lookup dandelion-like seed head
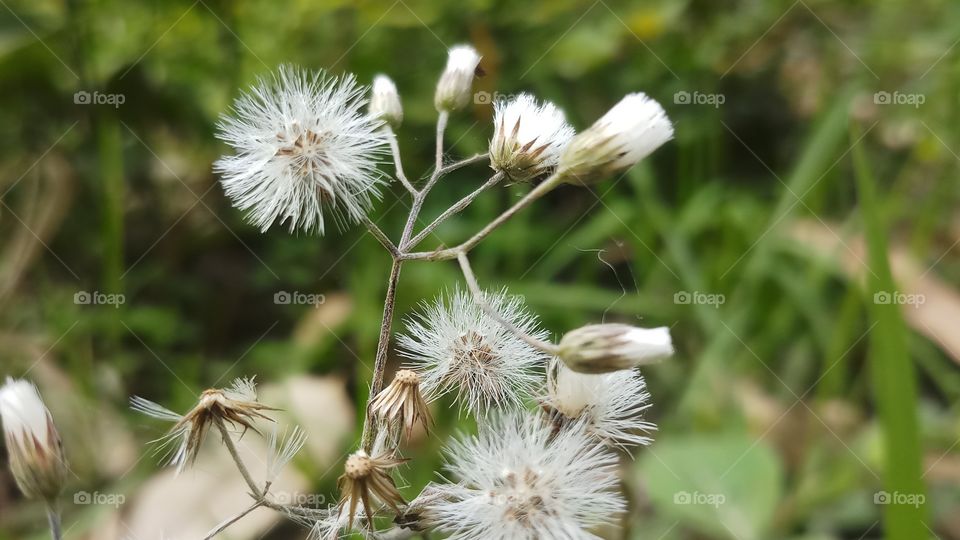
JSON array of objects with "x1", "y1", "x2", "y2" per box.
[
  {"x1": 489, "y1": 93, "x2": 574, "y2": 182},
  {"x1": 398, "y1": 288, "x2": 549, "y2": 417},
  {"x1": 544, "y1": 360, "x2": 655, "y2": 450},
  {"x1": 435, "y1": 45, "x2": 482, "y2": 112},
  {"x1": 0, "y1": 378, "x2": 68, "y2": 501},
  {"x1": 131, "y1": 377, "x2": 276, "y2": 474},
  {"x1": 215, "y1": 65, "x2": 389, "y2": 234},
  {"x1": 559, "y1": 92, "x2": 673, "y2": 184},
  {"x1": 423, "y1": 412, "x2": 624, "y2": 539}
]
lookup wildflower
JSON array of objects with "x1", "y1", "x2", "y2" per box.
[
  {"x1": 215, "y1": 65, "x2": 389, "y2": 234},
  {"x1": 337, "y1": 450, "x2": 407, "y2": 530},
  {"x1": 544, "y1": 359, "x2": 655, "y2": 449},
  {"x1": 130, "y1": 377, "x2": 276, "y2": 474},
  {"x1": 558, "y1": 323, "x2": 673, "y2": 373},
  {"x1": 369, "y1": 74, "x2": 403, "y2": 129},
  {"x1": 369, "y1": 369, "x2": 431, "y2": 439},
  {"x1": 489, "y1": 93, "x2": 574, "y2": 182},
  {"x1": 423, "y1": 412, "x2": 624, "y2": 539},
  {"x1": 398, "y1": 288, "x2": 549, "y2": 417},
  {"x1": 435, "y1": 45, "x2": 482, "y2": 112},
  {"x1": 558, "y1": 92, "x2": 673, "y2": 184},
  {"x1": 0, "y1": 378, "x2": 68, "y2": 501}
]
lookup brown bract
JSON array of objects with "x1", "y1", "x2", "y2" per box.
[
  {"x1": 368, "y1": 370, "x2": 432, "y2": 440},
  {"x1": 337, "y1": 450, "x2": 407, "y2": 530}
]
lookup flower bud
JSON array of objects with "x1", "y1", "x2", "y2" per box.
[
  {"x1": 558, "y1": 324, "x2": 673, "y2": 373},
  {"x1": 558, "y1": 93, "x2": 673, "y2": 184},
  {"x1": 369, "y1": 74, "x2": 403, "y2": 129},
  {"x1": 434, "y1": 45, "x2": 481, "y2": 112},
  {"x1": 0, "y1": 378, "x2": 68, "y2": 501},
  {"x1": 489, "y1": 93, "x2": 574, "y2": 182}
]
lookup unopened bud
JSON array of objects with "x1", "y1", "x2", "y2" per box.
[
  {"x1": 0, "y1": 378, "x2": 68, "y2": 501},
  {"x1": 558, "y1": 93, "x2": 673, "y2": 184},
  {"x1": 434, "y1": 45, "x2": 481, "y2": 112},
  {"x1": 558, "y1": 324, "x2": 673, "y2": 373},
  {"x1": 370, "y1": 74, "x2": 403, "y2": 129}
]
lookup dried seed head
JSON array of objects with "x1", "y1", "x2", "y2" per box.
[
  {"x1": 130, "y1": 377, "x2": 277, "y2": 474},
  {"x1": 369, "y1": 370, "x2": 432, "y2": 440},
  {"x1": 558, "y1": 92, "x2": 673, "y2": 184},
  {"x1": 489, "y1": 93, "x2": 574, "y2": 182},
  {"x1": 558, "y1": 323, "x2": 673, "y2": 374},
  {"x1": 434, "y1": 45, "x2": 482, "y2": 112},
  {"x1": 337, "y1": 450, "x2": 407, "y2": 530},
  {"x1": 0, "y1": 378, "x2": 68, "y2": 501}
]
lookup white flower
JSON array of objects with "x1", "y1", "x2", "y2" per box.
[
  {"x1": 558, "y1": 323, "x2": 673, "y2": 373},
  {"x1": 423, "y1": 412, "x2": 624, "y2": 539},
  {"x1": 369, "y1": 74, "x2": 403, "y2": 129},
  {"x1": 489, "y1": 93, "x2": 574, "y2": 182},
  {"x1": 215, "y1": 65, "x2": 389, "y2": 234},
  {"x1": 0, "y1": 378, "x2": 68, "y2": 500},
  {"x1": 545, "y1": 359, "x2": 655, "y2": 450},
  {"x1": 398, "y1": 288, "x2": 549, "y2": 417},
  {"x1": 435, "y1": 45, "x2": 482, "y2": 111},
  {"x1": 559, "y1": 92, "x2": 673, "y2": 184}
]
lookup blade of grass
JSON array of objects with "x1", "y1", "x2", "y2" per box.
[{"x1": 851, "y1": 125, "x2": 927, "y2": 539}]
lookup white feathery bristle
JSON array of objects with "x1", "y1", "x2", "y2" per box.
[
  {"x1": 435, "y1": 45, "x2": 482, "y2": 111},
  {"x1": 489, "y1": 93, "x2": 574, "y2": 181},
  {"x1": 546, "y1": 360, "x2": 655, "y2": 450},
  {"x1": 215, "y1": 65, "x2": 389, "y2": 234},
  {"x1": 369, "y1": 74, "x2": 403, "y2": 129},
  {"x1": 425, "y1": 412, "x2": 624, "y2": 539},
  {"x1": 398, "y1": 288, "x2": 549, "y2": 417},
  {"x1": 129, "y1": 395, "x2": 183, "y2": 423},
  {"x1": 559, "y1": 92, "x2": 673, "y2": 182},
  {"x1": 267, "y1": 424, "x2": 307, "y2": 483},
  {"x1": 225, "y1": 376, "x2": 258, "y2": 402},
  {"x1": 0, "y1": 378, "x2": 55, "y2": 447}
]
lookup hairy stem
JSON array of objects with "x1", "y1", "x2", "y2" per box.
[
  {"x1": 361, "y1": 257, "x2": 403, "y2": 451},
  {"x1": 216, "y1": 418, "x2": 264, "y2": 499},
  {"x1": 457, "y1": 251, "x2": 559, "y2": 354},
  {"x1": 361, "y1": 215, "x2": 399, "y2": 256},
  {"x1": 405, "y1": 172, "x2": 504, "y2": 250},
  {"x1": 203, "y1": 500, "x2": 264, "y2": 540},
  {"x1": 435, "y1": 111, "x2": 449, "y2": 172},
  {"x1": 385, "y1": 127, "x2": 415, "y2": 194},
  {"x1": 45, "y1": 504, "x2": 61, "y2": 540}
]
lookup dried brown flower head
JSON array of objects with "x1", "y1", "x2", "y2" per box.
[
  {"x1": 369, "y1": 370, "x2": 432, "y2": 439},
  {"x1": 131, "y1": 377, "x2": 276, "y2": 473},
  {"x1": 337, "y1": 450, "x2": 407, "y2": 530}
]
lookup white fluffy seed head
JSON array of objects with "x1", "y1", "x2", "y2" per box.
[
  {"x1": 435, "y1": 45, "x2": 482, "y2": 112},
  {"x1": 424, "y1": 412, "x2": 625, "y2": 539},
  {"x1": 215, "y1": 65, "x2": 389, "y2": 235},
  {"x1": 489, "y1": 93, "x2": 574, "y2": 182},
  {"x1": 545, "y1": 359, "x2": 655, "y2": 450},
  {"x1": 397, "y1": 288, "x2": 550, "y2": 417},
  {"x1": 369, "y1": 74, "x2": 403, "y2": 129},
  {"x1": 0, "y1": 378, "x2": 68, "y2": 500},
  {"x1": 559, "y1": 92, "x2": 673, "y2": 184},
  {"x1": 558, "y1": 323, "x2": 674, "y2": 373}
]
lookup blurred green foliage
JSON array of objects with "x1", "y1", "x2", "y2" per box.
[{"x1": 1, "y1": 0, "x2": 959, "y2": 538}]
